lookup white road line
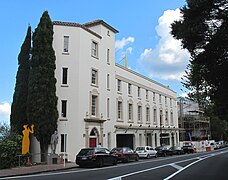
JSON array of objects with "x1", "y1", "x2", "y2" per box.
[
  {"x1": 163, "y1": 158, "x2": 205, "y2": 180},
  {"x1": 107, "y1": 164, "x2": 170, "y2": 180},
  {"x1": 108, "y1": 150, "x2": 228, "y2": 180},
  {"x1": 169, "y1": 163, "x2": 183, "y2": 170},
  {"x1": 2, "y1": 150, "x2": 228, "y2": 180}
]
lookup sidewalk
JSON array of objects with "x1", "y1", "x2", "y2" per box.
[{"x1": 0, "y1": 162, "x2": 77, "y2": 178}]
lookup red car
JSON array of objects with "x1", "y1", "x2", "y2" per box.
[{"x1": 111, "y1": 147, "x2": 139, "y2": 163}]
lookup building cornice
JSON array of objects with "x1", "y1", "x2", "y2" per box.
[
  {"x1": 83, "y1": 20, "x2": 119, "y2": 33},
  {"x1": 115, "y1": 63, "x2": 177, "y2": 99},
  {"x1": 114, "y1": 124, "x2": 179, "y2": 132},
  {"x1": 53, "y1": 21, "x2": 102, "y2": 39}
]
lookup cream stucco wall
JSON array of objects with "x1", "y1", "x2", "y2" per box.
[{"x1": 31, "y1": 20, "x2": 179, "y2": 163}]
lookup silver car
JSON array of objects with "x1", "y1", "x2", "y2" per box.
[{"x1": 135, "y1": 146, "x2": 157, "y2": 159}]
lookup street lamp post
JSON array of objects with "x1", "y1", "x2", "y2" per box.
[{"x1": 64, "y1": 121, "x2": 67, "y2": 167}]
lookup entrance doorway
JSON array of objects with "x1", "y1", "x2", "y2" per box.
[
  {"x1": 89, "y1": 138, "x2": 96, "y2": 147},
  {"x1": 89, "y1": 128, "x2": 99, "y2": 147},
  {"x1": 171, "y1": 133, "x2": 175, "y2": 146},
  {"x1": 116, "y1": 134, "x2": 134, "y2": 149}
]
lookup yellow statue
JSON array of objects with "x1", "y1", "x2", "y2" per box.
[{"x1": 22, "y1": 124, "x2": 34, "y2": 155}]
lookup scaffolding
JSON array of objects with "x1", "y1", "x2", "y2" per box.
[{"x1": 178, "y1": 97, "x2": 211, "y2": 141}]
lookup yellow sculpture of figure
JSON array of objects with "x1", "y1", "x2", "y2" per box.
[{"x1": 22, "y1": 124, "x2": 34, "y2": 155}]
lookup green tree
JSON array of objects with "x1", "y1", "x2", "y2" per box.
[
  {"x1": 171, "y1": 0, "x2": 228, "y2": 120},
  {"x1": 10, "y1": 26, "x2": 31, "y2": 134},
  {"x1": 0, "y1": 123, "x2": 22, "y2": 169},
  {"x1": 27, "y1": 11, "x2": 58, "y2": 162}
]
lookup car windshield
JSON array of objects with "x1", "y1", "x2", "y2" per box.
[
  {"x1": 78, "y1": 149, "x2": 94, "y2": 156},
  {"x1": 172, "y1": 146, "x2": 181, "y2": 150},
  {"x1": 183, "y1": 143, "x2": 192, "y2": 146},
  {"x1": 136, "y1": 147, "x2": 144, "y2": 151},
  {"x1": 111, "y1": 148, "x2": 123, "y2": 153}
]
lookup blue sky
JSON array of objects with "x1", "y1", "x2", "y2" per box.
[{"x1": 0, "y1": 0, "x2": 189, "y2": 124}]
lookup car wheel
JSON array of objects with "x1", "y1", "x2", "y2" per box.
[
  {"x1": 125, "y1": 156, "x2": 130, "y2": 163},
  {"x1": 98, "y1": 158, "x2": 103, "y2": 167},
  {"x1": 113, "y1": 158, "x2": 117, "y2": 165},
  {"x1": 147, "y1": 154, "x2": 150, "y2": 159},
  {"x1": 136, "y1": 155, "x2": 139, "y2": 161}
]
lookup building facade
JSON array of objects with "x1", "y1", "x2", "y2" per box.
[{"x1": 31, "y1": 20, "x2": 179, "y2": 162}]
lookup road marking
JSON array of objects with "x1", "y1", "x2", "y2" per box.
[
  {"x1": 108, "y1": 150, "x2": 228, "y2": 180},
  {"x1": 2, "y1": 150, "x2": 228, "y2": 180},
  {"x1": 164, "y1": 158, "x2": 204, "y2": 180},
  {"x1": 169, "y1": 163, "x2": 183, "y2": 170},
  {"x1": 107, "y1": 163, "x2": 171, "y2": 180}
]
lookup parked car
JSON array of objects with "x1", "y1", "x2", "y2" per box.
[
  {"x1": 182, "y1": 142, "x2": 194, "y2": 153},
  {"x1": 135, "y1": 146, "x2": 157, "y2": 158},
  {"x1": 155, "y1": 146, "x2": 173, "y2": 157},
  {"x1": 110, "y1": 147, "x2": 139, "y2": 162},
  {"x1": 75, "y1": 147, "x2": 117, "y2": 167},
  {"x1": 169, "y1": 146, "x2": 184, "y2": 155}
]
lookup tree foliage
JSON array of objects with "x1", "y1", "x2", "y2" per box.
[
  {"x1": 171, "y1": 0, "x2": 228, "y2": 119},
  {"x1": 10, "y1": 26, "x2": 31, "y2": 134},
  {"x1": 0, "y1": 123, "x2": 22, "y2": 169},
  {"x1": 27, "y1": 11, "x2": 58, "y2": 162}
]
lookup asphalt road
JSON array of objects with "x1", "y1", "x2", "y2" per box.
[{"x1": 3, "y1": 148, "x2": 228, "y2": 180}]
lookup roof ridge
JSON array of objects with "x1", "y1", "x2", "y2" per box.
[
  {"x1": 83, "y1": 20, "x2": 119, "y2": 33},
  {"x1": 53, "y1": 21, "x2": 102, "y2": 39}
]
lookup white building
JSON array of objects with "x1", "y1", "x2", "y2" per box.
[{"x1": 32, "y1": 20, "x2": 179, "y2": 162}]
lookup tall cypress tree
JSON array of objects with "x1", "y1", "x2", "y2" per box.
[
  {"x1": 10, "y1": 26, "x2": 31, "y2": 134},
  {"x1": 27, "y1": 11, "x2": 58, "y2": 162}
]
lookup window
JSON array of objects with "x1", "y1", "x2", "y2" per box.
[
  {"x1": 62, "y1": 68, "x2": 68, "y2": 85},
  {"x1": 91, "y1": 69, "x2": 98, "y2": 85},
  {"x1": 91, "y1": 41, "x2": 98, "y2": 57},
  {"x1": 117, "y1": 101, "x2": 123, "y2": 120},
  {"x1": 160, "y1": 110, "x2": 163, "y2": 125},
  {"x1": 146, "y1": 107, "x2": 150, "y2": 123},
  {"x1": 117, "y1": 79, "x2": 121, "y2": 92},
  {"x1": 138, "y1": 87, "x2": 141, "y2": 97},
  {"x1": 165, "y1": 111, "x2": 168, "y2": 125},
  {"x1": 107, "y1": 98, "x2": 110, "y2": 119},
  {"x1": 128, "y1": 103, "x2": 133, "y2": 121},
  {"x1": 91, "y1": 95, "x2": 97, "y2": 116},
  {"x1": 165, "y1": 96, "x2": 167, "y2": 104},
  {"x1": 61, "y1": 100, "x2": 67, "y2": 117},
  {"x1": 107, "y1": 74, "x2": 110, "y2": 89},
  {"x1": 170, "y1": 111, "x2": 174, "y2": 125},
  {"x1": 63, "y1": 36, "x2": 69, "y2": 53},
  {"x1": 170, "y1": 98, "x2": 172, "y2": 106},
  {"x1": 107, "y1": 49, "x2": 110, "y2": 64},
  {"x1": 153, "y1": 108, "x2": 157, "y2": 124},
  {"x1": 61, "y1": 134, "x2": 67, "y2": 152},
  {"x1": 159, "y1": 94, "x2": 162, "y2": 103},
  {"x1": 138, "y1": 105, "x2": 142, "y2": 122},
  {"x1": 153, "y1": 92, "x2": 155, "y2": 102},
  {"x1": 146, "y1": 90, "x2": 149, "y2": 100},
  {"x1": 128, "y1": 83, "x2": 132, "y2": 95}
]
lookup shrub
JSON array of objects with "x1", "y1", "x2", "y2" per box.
[{"x1": 0, "y1": 135, "x2": 22, "y2": 169}]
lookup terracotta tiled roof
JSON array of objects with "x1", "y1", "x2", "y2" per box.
[
  {"x1": 53, "y1": 21, "x2": 102, "y2": 39},
  {"x1": 83, "y1": 20, "x2": 119, "y2": 33}
]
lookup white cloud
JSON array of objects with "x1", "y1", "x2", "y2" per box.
[
  {"x1": 115, "y1": 37, "x2": 135, "y2": 50},
  {"x1": 0, "y1": 101, "x2": 11, "y2": 124},
  {"x1": 139, "y1": 9, "x2": 190, "y2": 81},
  {"x1": 126, "y1": 47, "x2": 133, "y2": 54}
]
